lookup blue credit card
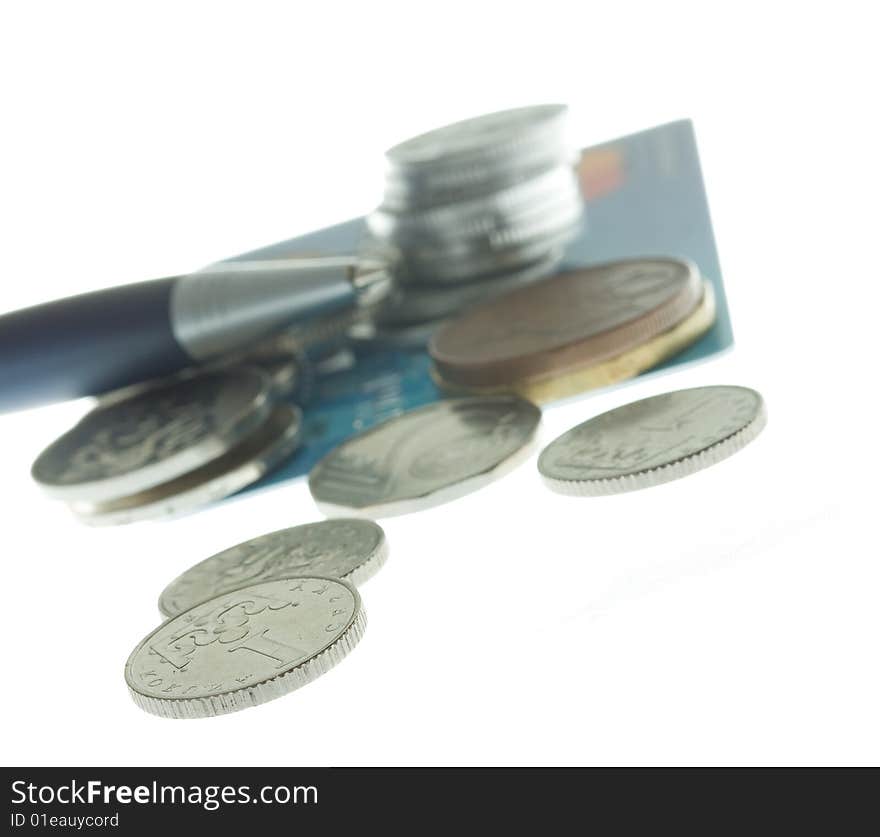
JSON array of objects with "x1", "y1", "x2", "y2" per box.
[{"x1": 234, "y1": 119, "x2": 733, "y2": 491}]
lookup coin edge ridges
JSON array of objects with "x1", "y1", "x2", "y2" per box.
[
  {"x1": 127, "y1": 591, "x2": 366, "y2": 719},
  {"x1": 539, "y1": 395, "x2": 767, "y2": 497}
]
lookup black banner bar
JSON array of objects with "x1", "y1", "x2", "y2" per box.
[{"x1": 3, "y1": 767, "x2": 877, "y2": 831}]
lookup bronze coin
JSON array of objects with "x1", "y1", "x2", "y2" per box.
[
  {"x1": 428, "y1": 257, "x2": 702, "y2": 389},
  {"x1": 433, "y1": 280, "x2": 716, "y2": 403}
]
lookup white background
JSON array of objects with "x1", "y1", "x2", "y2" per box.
[{"x1": 1, "y1": 1, "x2": 878, "y2": 766}]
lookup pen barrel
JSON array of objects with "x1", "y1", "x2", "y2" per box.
[
  {"x1": 0, "y1": 259, "x2": 371, "y2": 413},
  {"x1": 0, "y1": 277, "x2": 189, "y2": 413},
  {"x1": 170, "y1": 259, "x2": 359, "y2": 361}
]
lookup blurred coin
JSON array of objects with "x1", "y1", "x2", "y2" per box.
[
  {"x1": 390, "y1": 221, "x2": 579, "y2": 285},
  {"x1": 430, "y1": 258, "x2": 703, "y2": 388},
  {"x1": 434, "y1": 280, "x2": 716, "y2": 402},
  {"x1": 539, "y1": 385, "x2": 766, "y2": 496},
  {"x1": 71, "y1": 405, "x2": 302, "y2": 525},
  {"x1": 219, "y1": 338, "x2": 317, "y2": 404},
  {"x1": 383, "y1": 183, "x2": 582, "y2": 263},
  {"x1": 374, "y1": 253, "x2": 560, "y2": 327},
  {"x1": 387, "y1": 104, "x2": 568, "y2": 165},
  {"x1": 406, "y1": 206, "x2": 580, "y2": 266},
  {"x1": 94, "y1": 372, "x2": 183, "y2": 408},
  {"x1": 382, "y1": 147, "x2": 571, "y2": 210},
  {"x1": 371, "y1": 104, "x2": 581, "y2": 290},
  {"x1": 159, "y1": 519, "x2": 387, "y2": 617},
  {"x1": 395, "y1": 220, "x2": 577, "y2": 288},
  {"x1": 126, "y1": 576, "x2": 364, "y2": 718},
  {"x1": 369, "y1": 166, "x2": 579, "y2": 244},
  {"x1": 384, "y1": 105, "x2": 570, "y2": 202},
  {"x1": 309, "y1": 396, "x2": 541, "y2": 517},
  {"x1": 32, "y1": 367, "x2": 273, "y2": 503},
  {"x1": 483, "y1": 193, "x2": 582, "y2": 250}
]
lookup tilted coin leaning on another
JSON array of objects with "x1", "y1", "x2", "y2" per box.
[
  {"x1": 31, "y1": 365, "x2": 305, "y2": 524},
  {"x1": 158, "y1": 518, "x2": 388, "y2": 617}
]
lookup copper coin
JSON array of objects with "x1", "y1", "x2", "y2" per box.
[
  {"x1": 428, "y1": 257, "x2": 702, "y2": 389},
  {"x1": 433, "y1": 280, "x2": 716, "y2": 403}
]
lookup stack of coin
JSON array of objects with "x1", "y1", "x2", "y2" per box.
[
  {"x1": 31, "y1": 365, "x2": 304, "y2": 525},
  {"x1": 29, "y1": 284, "x2": 375, "y2": 524},
  {"x1": 126, "y1": 519, "x2": 387, "y2": 718},
  {"x1": 362, "y1": 105, "x2": 583, "y2": 346},
  {"x1": 429, "y1": 257, "x2": 717, "y2": 402}
]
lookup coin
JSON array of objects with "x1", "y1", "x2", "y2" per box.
[
  {"x1": 126, "y1": 576, "x2": 364, "y2": 718},
  {"x1": 370, "y1": 104, "x2": 580, "y2": 290},
  {"x1": 434, "y1": 280, "x2": 716, "y2": 402},
  {"x1": 384, "y1": 105, "x2": 571, "y2": 203},
  {"x1": 392, "y1": 207, "x2": 581, "y2": 284},
  {"x1": 369, "y1": 166, "x2": 579, "y2": 245},
  {"x1": 158, "y1": 519, "x2": 388, "y2": 617},
  {"x1": 386, "y1": 104, "x2": 567, "y2": 163},
  {"x1": 390, "y1": 224, "x2": 577, "y2": 288},
  {"x1": 429, "y1": 257, "x2": 703, "y2": 389},
  {"x1": 309, "y1": 395, "x2": 541, "y2": 516},
  {"x1": 538, "y1": 385, "x2": 767, "y2": 495},
  {"x1": 384, "y1": 181, "x2": 581, "y2": 263},
  {"x1": 71, "y1": 405, "x2": 303, "y2": 525},
  {"x1": 374, "y1": 253, "x2": 561, "y2": 327},
  {"x1": 382, "y1": 146, "x2": 571, "y2": 211},
  {"x1": 32, "y1": 366, "x2": 273, "y2": 503}
]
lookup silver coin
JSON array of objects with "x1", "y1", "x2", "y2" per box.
[
  {"x1": 538, "y1": 386, "x2": 767, "y2": 496},
  {"x1": 392, "y1": 183, "x2": 582, "y2": 251},
  {"x1": 309, "y1": 395, "x2": 541, "y2": 516},
  {"x1": 215, "y1": 340, "x2": 317, "y2": 405},
  {"x1": 32, "y1": 366, "x2": 273, "y2": 503},
  {"x1": 385, "y1": 104, "x2": 568, "y2": 171},
  {"x1": 372, "y1": 183, "x2": 582, "y2": 270},
  {"x1": 71, "y1": 405, "x2": 303, "y2": 525},
  {"x1": 412, "y1": 219, "x2": 579, "y2": 274},
  {"x1": 369, "y1": 166, "x2": 579, "y2": 244},
  {"x1": 158, "y1": 519, "x2": 388, "y2": 617},
  {"x1": 126, "y1": 576, "x2": 364, "y2": 718},
  {"x1": 374, "y1": 252, "x2": 561, "y2": 327},
  {"x1": 382, "y1": 146, "x2": 573, "y2": 211},
  {"x1": 213, "y1": 345, "x2": 303, "y2": 399},
  {"x1": 396, "y1": 219, "x2": 580, "y2": 284},
  {"x1": 94, "y1": 373, "x2": 184, "y2": 409},
  {"x1": 384, "y1": 125, "x2": 573, "y2": 211}
]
